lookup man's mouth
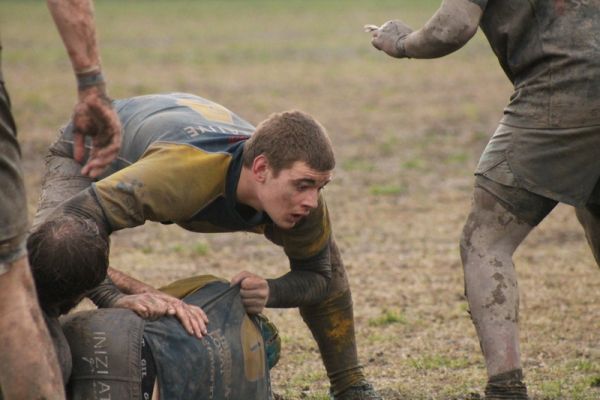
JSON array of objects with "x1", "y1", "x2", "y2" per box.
[{"x1": 290, "y1": 213, "x2": 308, "y2": 221}]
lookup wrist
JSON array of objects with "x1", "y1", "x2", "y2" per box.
[
  {"x1": 76, "y1": 69, "x2": 106, "y2": 91},
  {"x1": 395, "y1": 36, "x2": 409, "y2": 58},
  {"x1": 265, "y1": 279, "x2": 277, "y2": 307},
  {"x1": 110, "y1": 293, "x2": 127, "y2": 307}
]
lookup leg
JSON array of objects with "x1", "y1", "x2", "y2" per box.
[
  {"x1": 575, "y1": 204, "x2": 600, "y2": 266},
  {"x1": 460, "y1": 187, "x2": 534, "y2": 399},
  {"x1": 0, "y1": 257, "x2": 66, "y2": 399},
  {"x1": 299, "y1": 237, "x2": 381, "y2": 399},
  {"x1": 0, "y1": 68, "x2": 65, "y2": 398}
]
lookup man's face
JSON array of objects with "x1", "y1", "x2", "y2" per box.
[{"x1": 258, "y1": 161, "x2": 332, "y2": 229}]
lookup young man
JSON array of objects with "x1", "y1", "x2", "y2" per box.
[
  {"x1": 31, "y1": 92, "x2": 380, "y2": 400},
  {"x1": 0, "y1": 1, "x2": 121, "y2": 397},
  {"x1": 367, "y1": 1, "x2": 600, "y2": 398}
]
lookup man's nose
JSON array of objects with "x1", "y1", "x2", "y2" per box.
[{"x1": 302, "y1": 189, "x2": 319, "y2": 209}]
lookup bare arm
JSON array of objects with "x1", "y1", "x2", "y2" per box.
[
  {"x1": 46, "y1": 0, "x2": 100, "y2": 72},
  {"x1": 369, "y1": 0, "x2": 483, "y2": 59},
  {"x1": 47, "y1": 0, "x2": 122, "y2": 177},
  {"x1": 87, "y1": 268, "x2": 209, "y2": 338},
  {"x1": 108, "y1": 267, "x2": 154, "y2": 295}
]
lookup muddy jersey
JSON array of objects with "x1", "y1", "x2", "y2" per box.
[
  {"x1": 78, "y1": 93, "x2": 330, "y2": 261},
  {"x1": 472, "y1": 0, "x2": 600, "y2": 128}
]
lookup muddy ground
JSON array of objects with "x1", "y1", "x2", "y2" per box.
[{"x1": 3, "y1": 1, "x2": 599, "y2": 398}]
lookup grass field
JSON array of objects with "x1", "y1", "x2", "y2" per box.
[{"x1": 2, "y1": 1, "x2": 600, "y2": 399}]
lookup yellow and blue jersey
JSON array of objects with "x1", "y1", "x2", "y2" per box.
[{"x1": 76, "y1": 93, "x2": 330, "y2": 261}]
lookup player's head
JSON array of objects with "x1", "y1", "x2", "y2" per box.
[
  {"x1": 243, "y1": 110, "x2": 335, "y2": 176},
  {"x1": 28, "y1": 215, "x2": 110, "y2": 316},
  {"x1": 242, "y1": 111, "x2": 335, "y2": 229}
]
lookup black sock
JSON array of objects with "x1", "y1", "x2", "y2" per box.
[{"x1": 485, "y1": 369, "x2": 528, "y2": 399}]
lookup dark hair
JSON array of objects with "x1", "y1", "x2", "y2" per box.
[
  {"x1": 243, "y1": 110, "x2": 335, "y2": 175},
  {"x1": 28, "y1": 215, "x2": 109, "y2": 316}
]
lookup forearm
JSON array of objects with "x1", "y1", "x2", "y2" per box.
[
  {"x1": 58, "y1": 187, "x2": 111, "y2": 234},
  {"x1": 86, "y1": 275, "x2": 124, "y2": 308},
  {"x1": 267, "y1": 245, "x2": 332, "y2": 308},
  {"x1": 267, "y1": 270, "x2": 330, "y2": 308},
  {"x1": 47, "y1": 0, "x2": 101, "y2": 73},
  {"x1": 403, "y1": 0, "x2": 482, "y2": 58},
  {"x1": 108, "y1": 267, "x2": 156, "y2": 295}
]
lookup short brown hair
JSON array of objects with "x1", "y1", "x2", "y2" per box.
[
  {"x1": 28, "y1": 215, "x2": 110, "y2": 316},
  {"x1": 243, "y1": 110, "x2": 335, "y2": 174}
]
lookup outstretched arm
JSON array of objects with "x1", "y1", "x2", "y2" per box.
[
  {"x1": 367, "y1": 0, "x2": 483, "y2": 59},
  {"x1": 47, "y1": 0, "x2": 121, "y2": 177}
]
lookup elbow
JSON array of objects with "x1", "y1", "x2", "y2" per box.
[
  {"x1": 411, "y1": 14, "x2": 478, "y2": 58},
  {"x1": 430, "y1": 23, "x2": 477, "y2": 54},
  {"x1": 448, "y1": 22, "x2": 479, "y2": 48},
  {"x1": 309, "y1": 273, "x2": 332, "y2": 305}
]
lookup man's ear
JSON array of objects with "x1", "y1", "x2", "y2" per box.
[{"x1": 251, "y1": 154, "x2": 269, "y2": 183}]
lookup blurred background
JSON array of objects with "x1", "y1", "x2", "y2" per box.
[{"x1": 2, "y1": 1, "x2": 599, "y2": 398}]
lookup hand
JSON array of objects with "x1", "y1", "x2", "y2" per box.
[
  {"x1": 366, "y1": 20, "x2": 413, "y2": 58},
  {"x1": 113, "y1": 292, "x2": 209, "y2": 339},
  {"x1": 72, "y1": 85, "x2": 122, "y2": 178},
  {"x1": 231, "y1": 271, "x2": 269, "y2": 314}
]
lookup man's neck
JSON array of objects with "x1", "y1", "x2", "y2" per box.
[{"x1": 236, "y1": 166, "x2": 262, "y2": 211}]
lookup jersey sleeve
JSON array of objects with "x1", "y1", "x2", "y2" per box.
[
  {"x1": 92, "y1": 142, "x2": 230, "y2": 231},
  {"x1": 267, "y1": 193, "x2": 331, "y2": 261},
  {"x1": 468, "y1": 0, "x2": 487, "y2": 10}
]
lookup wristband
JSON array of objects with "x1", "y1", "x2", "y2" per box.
[
  {"x1": 76, "y1": 71, "x2": 105, "y2": 90},
  {"x1": 396, "y1": 36, "x2": 409, "y2": 58}
]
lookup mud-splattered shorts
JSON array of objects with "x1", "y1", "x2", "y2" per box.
[
  {"x1": 0, "y1": 56, "x2": 28, "y2": 267},
  {"x1": 475, "y1": 123, "x2": 600, "y2": 226}
]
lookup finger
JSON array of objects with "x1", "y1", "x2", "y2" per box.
[
  {"x1": 80, "y1": 147, "x2": 97, "y2": 176},
  {"x1": 239, "y1": 276, "x2": 266, "y2": 290},
  {"x1": 240, "y1": 288, "x2": 267, "y2": 299},
  {"x1": 241, "y1": 298, "x2": 263, "y2": 315},
  {"x1": 73, "y1": 133, "x2": 86, "y2": 163},
  {"x1": 175, "y1": 306, "x2": 195, "y2": 336},
  {"x1": 82, "y1": 138, "x2": 120, "y2": 177},
  {"x1": 187, "y1": 308, "x2": 207, "y2": 339},
  {"x1": 197, "y1": 307, "x2": 209, "y2": 324},
  {"x1": 133, "y1": 305, "x2": 149, "y2": 319},
  {"x1": 187, "y1": 304, "x2": 209, "y2": 324},
  {"x1": 180, "y1": 303, "x2": 208, "y2": 339},
  {"x1": 186, "y1": 310, "x2": 206, "y2": 338},
  {"x1": 231, "y1": 270, "x2": 251, "y2": 285},
  {"x1": 82, "y1": 151, "x2": 115, "y2": 177}
]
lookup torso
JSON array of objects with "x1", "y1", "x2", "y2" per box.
[{"x1": 479, "y1": 0, "x2": 600, "y2": 128}]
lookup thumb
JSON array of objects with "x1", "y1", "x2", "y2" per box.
[{"x1": 231, "y1": 271, "x2": 250, "y2": 285}]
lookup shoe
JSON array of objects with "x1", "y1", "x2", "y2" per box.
[{"x1": 330, "y1": 382, "x2": 383, "y2": 400}]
